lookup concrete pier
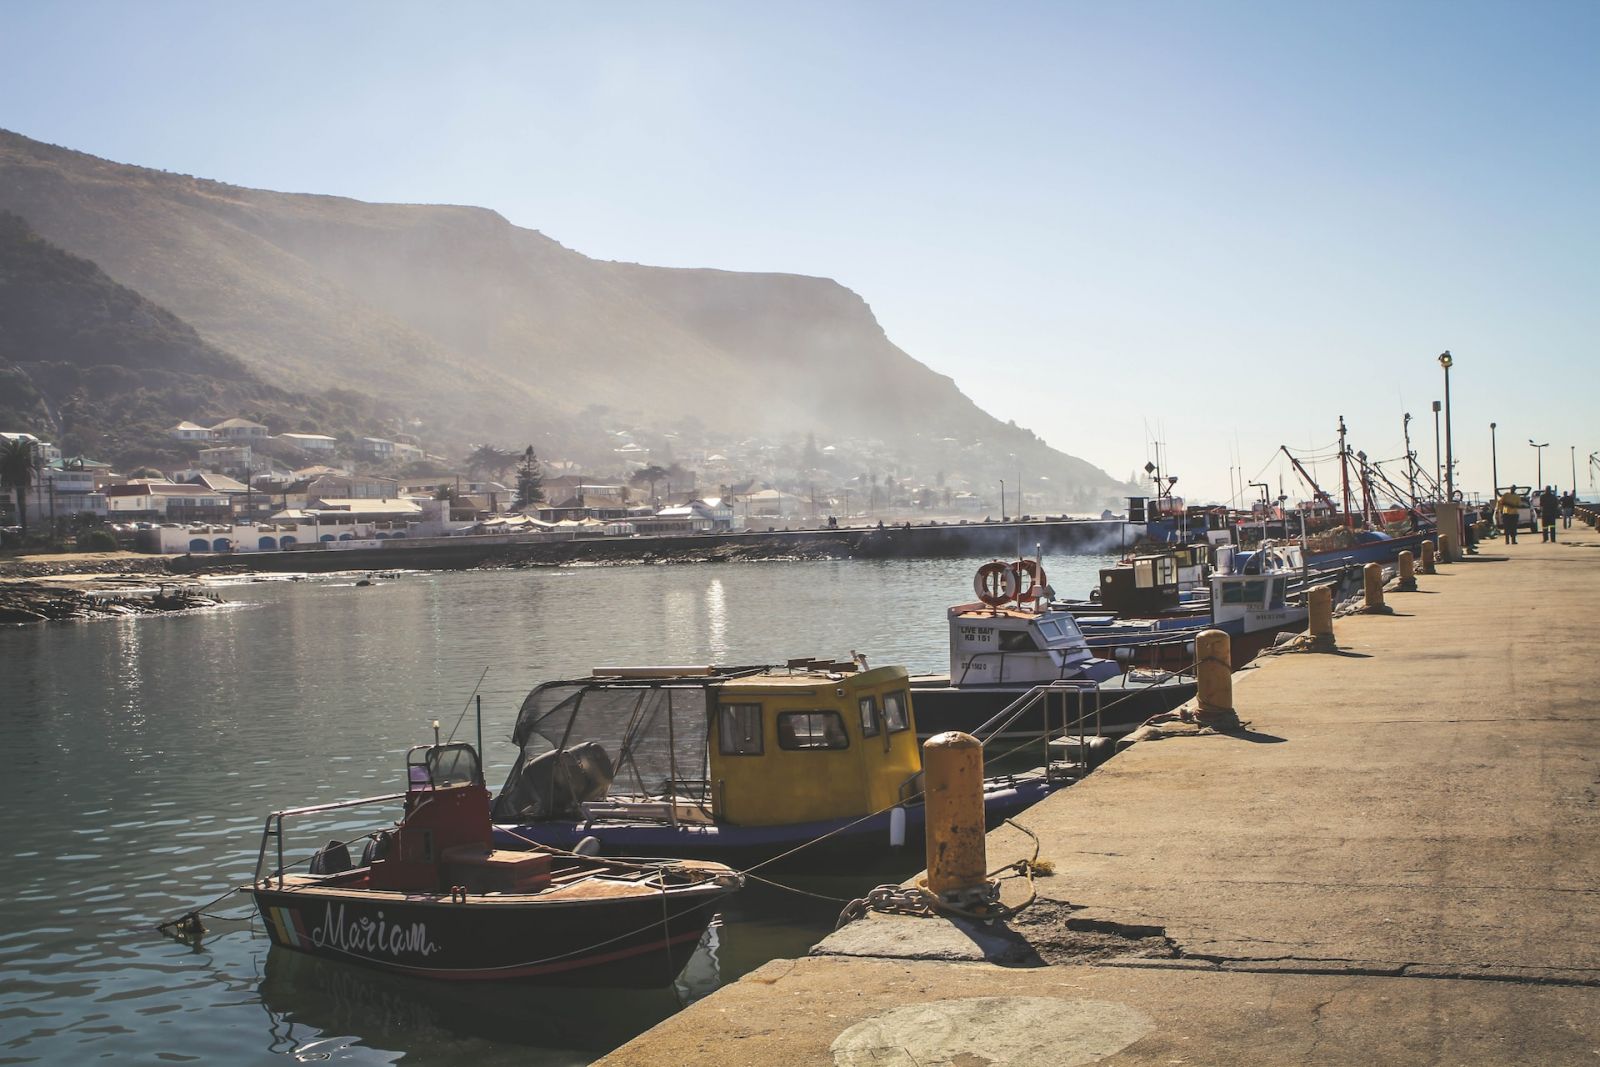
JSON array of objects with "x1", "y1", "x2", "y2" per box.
[{"x1": 603, "y1": 539, "x2": 1600, "y2": 1065}]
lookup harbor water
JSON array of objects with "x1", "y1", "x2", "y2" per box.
[{"x1": 0, "y1": 553, "x2": 1111, "y2": 1065}]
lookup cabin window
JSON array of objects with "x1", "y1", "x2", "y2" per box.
[
  {"x1": 717, "y1": 703, "x2": 763, "y2": 755},
  {"x1": 1133, "y1": 559, "x2": 1153, "y2": 588},
  {"x1": 858, "y1": 696, "x2": 880, "y2": 737},
  {"x1": 883, "y1": 691, "x2": 910, "y2": 733},
  {"x1": 998, "y1": 628, "x2": 1040, "y2": 652},
  {"x1": 777, "y1": 711, "x2": 850, "y2": 750}
]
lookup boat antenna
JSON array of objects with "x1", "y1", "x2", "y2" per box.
[{"x1": 446, "y1": 665, "x2": 492, "y2": 744}]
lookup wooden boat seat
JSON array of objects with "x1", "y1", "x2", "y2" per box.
[{"x1": 440, "y1": 846, "x2": 553, "y2": 894}]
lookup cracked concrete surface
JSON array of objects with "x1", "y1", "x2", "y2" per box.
[{"x1": 601, "y1": 543, "x2": 1600, "y2": 1065}]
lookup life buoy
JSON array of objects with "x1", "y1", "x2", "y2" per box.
[
  {"x1": 1012, "y1": 559, "x2": 1048, "y2": 604},
  {"x1": 973, "y1": 561, "x2": 1017, "y2": 606}
]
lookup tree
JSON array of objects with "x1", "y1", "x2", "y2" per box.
[
  {"x1": 466, "y1": 444, "x2": 516, "y2": 482},
  {"x1": 1, "y1": 437, "x2": 38, "y2": 538},
  {"x1": 802, "y1": 432, "x2": 821, "y2": 470},
  {"x1": 630, "y1": 464, "x2": 668, "y2": 504},
  {"x1": 514, "y1": 446, "x2": 544, "y2": 510}
]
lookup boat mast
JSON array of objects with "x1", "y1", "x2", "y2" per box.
[
  {"x1": 1338, "y1": 416, "x2": 1353, "y2": 529},
  {"x1": 1402, "y1": 413, "x2": 1418, "y2": 510}
]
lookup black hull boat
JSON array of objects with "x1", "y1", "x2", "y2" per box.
[
  {"x1": 250, "y1": 738, "x2": 741, "y2": 986},
  {"x1": 254, "y1": 872, "x2": 724, "y2": 985}
]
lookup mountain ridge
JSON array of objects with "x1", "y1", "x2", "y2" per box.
[{"x1": 0, "y1": 128, "x2": 1124, "y2": 498}]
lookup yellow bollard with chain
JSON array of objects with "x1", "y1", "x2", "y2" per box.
[{"x1": 922, "y1": 732, "x2": 988, "y2": 904}]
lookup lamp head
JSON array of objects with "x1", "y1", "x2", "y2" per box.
[
  {"x1": 1438, "y1": 350, "x2": 1453, "y2": 369},
  {"x1": 1432, "y1": 400, "x2": 1441, "y2": 413}
]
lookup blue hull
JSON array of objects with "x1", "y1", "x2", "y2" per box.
[{"x1": 494, "y1": 776, "x2": 1055, "y2": 871}]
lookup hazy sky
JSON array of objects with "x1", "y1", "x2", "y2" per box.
[{"x1": 3, "y1": 1, "x2": 1595, "y2": 501}]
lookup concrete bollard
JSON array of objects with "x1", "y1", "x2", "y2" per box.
[
  {"x1": 1307, "y1": 584, "x2": 1336, "y2": 650},
  {"x1": 1363, "y1": 562, "x2": 1387, "y2": 612},
  {"x1": 1439, "y1": 531, "x2": 1452, "y2": 562},
  {"x1": 1194, "y1": 629, "x2": 1233, "y2": 724},
  {"x1": 1419, "y1": 539, "x2": 1437, "y2": 574},
  {"x1": 923, "y1": 731, "x2": 988, "y2": 902},
  {"x1": 1396, "y1": 550, "x2": 1417, "y2": 591}
]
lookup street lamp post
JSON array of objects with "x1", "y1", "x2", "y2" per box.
[
  {"x1": 1572, "y1": 445, "x2": 1578, "y2": 497},
  {"x1": 1529, "y1": 440, "x2": 1548, "y2": 488},
  {"x1": 1431, "y1": 401, "x2": 1442, "y2": 499},
  {"x1": 999, "y1": 479, "x2": 1006, "y2": 522},
  {"x1": 1438, "y1": 351, "x2": 1454, "y2": 500},
  {"x1": 1490, "y1": 422, "x2": 1499, "y2": 494}
]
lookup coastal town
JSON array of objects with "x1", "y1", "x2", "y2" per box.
[{"x1": 0, "y1": 415, "x2": 1110, "y2": 556}]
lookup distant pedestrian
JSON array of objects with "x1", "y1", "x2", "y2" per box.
[
  {"x1": 1497, "y1": 487, "x2": 1522, "y2": 544},
  {"x1": 1539, "y1": 486, "x2": 1560, "y2": 542},
  {"x1": 1560, "y1": 491, "x2": 1575, "y2": 529}
]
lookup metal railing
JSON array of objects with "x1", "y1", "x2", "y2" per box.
[{"x1": 253, "y1": 792, "x2": 405, "y2": 889}]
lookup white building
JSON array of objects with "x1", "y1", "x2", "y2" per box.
[
  {"x1": 210, "y1": 417, "x2": 270, "y2": 442},
  {"x1": 167, "y1": 421, "x2": 214, "y2": 441},
  {"x1": 198, "y1": 445, "x2": 252, "y2": 475},
  {"x1": 276, "y1": 432, "x2": 338, "y2": 453}
]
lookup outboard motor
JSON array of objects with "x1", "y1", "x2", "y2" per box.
[{"x1": 492, "y1": 742, "x2": 616, "y2": 820}]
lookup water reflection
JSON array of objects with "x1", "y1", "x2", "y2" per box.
[
  {"x1": 0, "y1": 554, "x2": 1114, "y2": 1065},
  {"x1": 704, "y1": 579, "x2": 727, "y2": 662}
]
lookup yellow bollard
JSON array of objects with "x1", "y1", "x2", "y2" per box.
[
  {"x1": 1363, "y1": 562, "x2": 1387, "y2": 612},
  {"x1": 1419, "y1": 539, "x2": 1437, "y2": 574},
  {"x1": 1307, "y1": 584, "x2": 1336, "y2": 650},
  {"x1": 1396, "y1": 550, "x2": 1417, "y2": 591},
  {"x1": 1194, "y1": 629, "x2": 1233, "y2": 725},
  {"x1": 922, "y1": 732, "x2": 988, "y2": 902}
]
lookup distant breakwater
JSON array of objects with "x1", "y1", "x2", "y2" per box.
[{"x1": 161, "y1": 518, "x2": 1132, "y2": 576}]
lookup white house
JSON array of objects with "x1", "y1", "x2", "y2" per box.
[
  {"x1": 167, "y1": 421, "x2": 214, "y2": 441},
  {"x1": 198, "y1": 445, "x2": 252, "y2": 475},
  {"x1": 357, "y1": 437, "x2": 395, "y2": 459},
  {"x1": 276, "y1": 432, "x2": 338, "y2": 453},
  {"x1": 744, "y1": 488, "x2": 803, "y2": 518},
  {"x1": 210, "y1": 417, "x2": 270, "y2": 441}
]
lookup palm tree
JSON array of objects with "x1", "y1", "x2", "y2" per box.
[{"x1": 1, "y1": 437, "x2": 38, "y2": 539}]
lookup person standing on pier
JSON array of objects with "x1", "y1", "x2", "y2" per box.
[
  {"x1": 1497, "y1": 487, "x2": 1523, "y2": 544},
  {"x1": 1539, "y1": 486, "x2": 1560, "y2": 542},
  {"x1": 1560, "y1": 490, "x2": 1575, "y2": 529}
]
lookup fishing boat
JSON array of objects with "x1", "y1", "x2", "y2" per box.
[
  {"x1": 490, "y1": 662, "x2": 1056, "y2": 869},
  {"x1": 250, "y1": 737, "x2": 741, "y2": 985},
  {"x1": 1071, "y1": 565, "x2": 1309, "y2": 671},
  {"x1": 905, "y1": 560, "x2": 1198, "y2": 741}
]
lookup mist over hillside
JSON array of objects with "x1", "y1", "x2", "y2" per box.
[
  {"x1": 0, "y1": 211, "x2": 391, "y2": 467},
  {"x1": 0, "y1": 128, "x2": 1128, "y2": 502}
]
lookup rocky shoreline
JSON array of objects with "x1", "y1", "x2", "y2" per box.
[{"x1": 0, "y1": 580, "x2": 222, "y2": 624}]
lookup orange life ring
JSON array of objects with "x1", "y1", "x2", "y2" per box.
[
  {"x1": 973, "y1": 561, "x2": 1017, "y2": 606},
  {"x1": 1012, "y1": 559, "x2": 1048, "y2": 604}
]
